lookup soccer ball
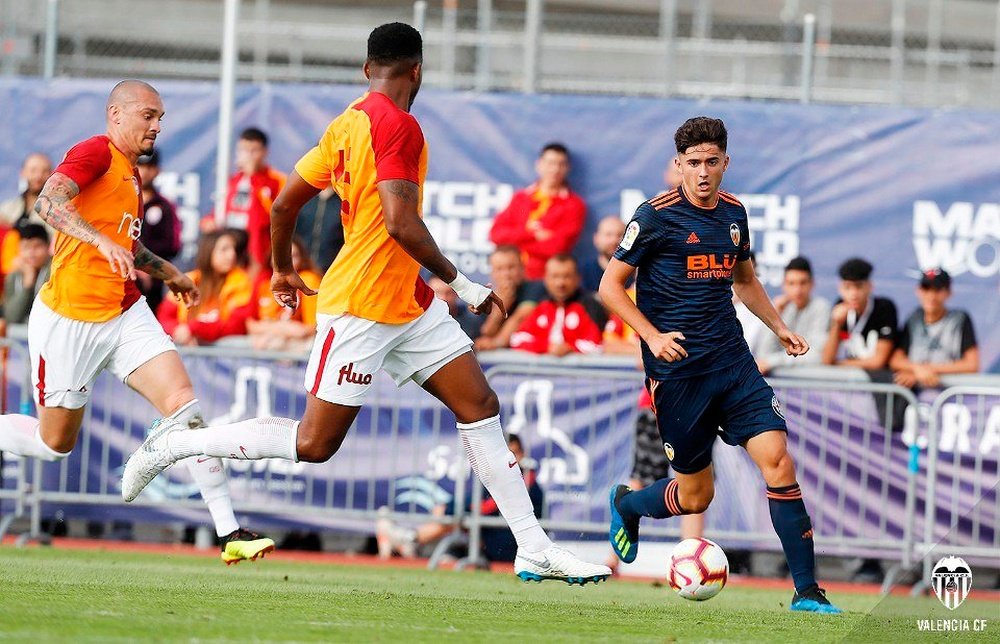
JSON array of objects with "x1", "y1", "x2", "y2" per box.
[{"x1": 667, "y1": 538, "x2": 729, "y2": 601}]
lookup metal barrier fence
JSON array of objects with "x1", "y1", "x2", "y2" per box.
[
  {"x1": 1, "y1": 341, "x2": 997, "y2": 593},
  {"x1": 5, "y1": 0, "x2": 1000, "y2": 108}
]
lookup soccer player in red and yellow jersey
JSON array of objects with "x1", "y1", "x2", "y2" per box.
[
  {"x1": 124, "y1": 23, "x2": 611, "y2": 585},
  {"x1": 0, "y1": 80, "x2": 273, "y2": 564}
]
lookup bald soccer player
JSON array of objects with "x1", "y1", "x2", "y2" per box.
[{"x1": 0, "y1": 80, "x2": 274, "y2": 564}]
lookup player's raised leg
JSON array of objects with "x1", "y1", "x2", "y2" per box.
[
  {"x1": 744, "y1": 430, "x2": 841, "y2": 614},
  {"x1": 419, "y1": 351, "x2": 610, "y2": 585},
  {"x1": 125, "y1": 345, "x2": 275, "y2": 564},
  {"x1": 0, "y1": 406, "x2": 82, "y2": 462},
  {"x1": 610, "y1": 467, "x2": 713, "y2": 564}
]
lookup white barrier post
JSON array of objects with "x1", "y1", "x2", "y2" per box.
[{"x1": 214, "y1": 0, "x2": 240, "y2": 227}]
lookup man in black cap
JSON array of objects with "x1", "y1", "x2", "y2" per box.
[
  {"x1": 890, "y1": 269, "x2": 979, "y2": 388},
  {"x1": 136, "y1": 148, "x2": 182, "y2": 314},
  {"x1": 822, "y1": 257, "x2": 898, "y2": 369}
]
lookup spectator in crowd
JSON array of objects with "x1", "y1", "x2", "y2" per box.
[
  {"x1": 136, "y1": 149, "x2": 182, "y2": 314},
  {"x1": 890, "y1": 269, "x2": 979, "y2": 388},
  {"x1": 473, "y1": 246, "x2": 545, "y2": 351},
  {"x1": 209, "y1": 127, "x2": 286, "y2": 277},
  {"x1": 510, "y1": 254, "x2": 606, "y2": 356},
  {"x1": 427, "y1": 276, "x2": 483, "y2": 340},
  {"x1": 755, "y1": 256, "x2": 831, "y2": 375},
  {"x1": 580, "y1": 215, "x2": 626, "y2": 293},
  {"x1": 295, "y1": 186, "x2": 344, "y2": 271},
  {"x1": 246, "y1": 236, "x2": 321, "y2": 352},
  {"x1": 376, "y1": 434, "x2": 543, "y2": 563},
  {"x1": 2, "y1": 224, "x2": 51, "y2": 324},
  {"x1": 157, "y1": 230, "x2": 252, "y2": 346},
  {"x1": 488, "y1": 143, "x2": 586, "y2": 280},
  {"x1": 0, "y1": 152, "x2": 53, "y2": 274},
  {"x1": 822, "y1": 257, "x2": 897, "y2": 370}
]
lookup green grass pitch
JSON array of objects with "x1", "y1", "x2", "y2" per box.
[{"x1": 0, "y1": 547, "x2": 996, "y2": 642}]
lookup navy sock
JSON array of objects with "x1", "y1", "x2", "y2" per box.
[
  {"x1": 767, "y1": 483, "x2": 817, "y2": 594},
  {"x1": 619, "y1": 478, "x2": 681, "y2": 520}
]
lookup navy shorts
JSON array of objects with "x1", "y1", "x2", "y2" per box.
[{"x1": 648, "y1": 353, "x2": 787, "y2": 474}]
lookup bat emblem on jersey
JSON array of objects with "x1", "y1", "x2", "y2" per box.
[{"x1": 729, "y1": 223, "x2": 740, "y2": 246}]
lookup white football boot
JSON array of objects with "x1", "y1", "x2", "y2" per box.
[
  {"x1": 515, "y1": 544, "x2": 612, "y2": 585},
  {"x1": 121, "y1": 417, "x2": 184, "y2": 502}
]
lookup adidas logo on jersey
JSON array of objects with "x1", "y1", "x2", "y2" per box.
[{"x1": 686, "y1": 232, "x2": 700, "y2": 244}]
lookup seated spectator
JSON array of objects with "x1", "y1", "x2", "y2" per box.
[
  {"x1": 602, "y1": 286, "x2": 641, "y2": 356},
  {"x1": 2, "y1": 224, "x2": 51, "y2": 324},
  {"x1": 822, "y1": 258, "x2": 897, "y2": 369},
  {"x1": 510, "y1": 254, "x2": 606, "y2": 356},
  {"x1": 473, "y1": 246, "x2": 544, "y2": 351},
  {"x1": 376, "y1": 434, "x2": 542, "y2": 563},
  {"x1": 246, "y1": 236, "x2": 322, "y2": 352},
  {"x1": 581, "y1": 215, "x2": 626, "y2": 294},
  {"x1": 157, "y1": 230, "x2": 252, "y2": 345},
  {"x1": 427, "y1": 276, "x2": 483, "y2": 340},
  {"x1": 0, "y1": 152, "x2": 53, "y2": 275},
  {"x1": 488, "y1": 143, "x2": 586, "y2": 280},
  {"x1": 890, "y1": 269, "x2": 978, "y2": 388},
  {"x1": 755, "y1": 256, "x2": 831, "y2": 374},
  {"x1": 136, "y1": 149, "x2": 182, "y2": 314}
]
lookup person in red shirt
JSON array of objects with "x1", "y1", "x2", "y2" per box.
[
  {"x1": 488, "y1": 143, "x2": 586, "y2": 280},
  {"x1": 210, "y1": 128, "x2": 286, "y2": 277},
  {"x1": 510, "y1": 254, "x2": 607, "y2": 356}
]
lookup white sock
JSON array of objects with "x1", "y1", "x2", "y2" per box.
[
  {"x1": 168, "y1": 416, "x2": 299, "y2": 462},
  {"x1": 458, "y1": 415, "x2": 552, "y2": 553},
  {"x1": 169, "y1": 401, "x2": 239, "y2": 537},
  {"x1": 0, "y1": 414, "x2": 70, "y2": 462}
]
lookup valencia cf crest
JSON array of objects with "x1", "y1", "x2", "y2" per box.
[
  {"x1": 729, "y1": 223, "x2": 740, "y2": 246},
  {"x1": 932, "y1": 556, "x2": 972, "y2": 610},
  {"x1": 663, "y1": 443, "x2": 675, "y2": 461},
  {"x1": 771, "y1": 395, "x2": 784, "y2": 420}
]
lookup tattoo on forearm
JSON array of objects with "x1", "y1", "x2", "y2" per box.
[
  {"x1": 133, "y1": 242, "x2": 174, "y2": 280},
  {"x1": 34, "y1": 174, "x2": 103, "y2": 247}
]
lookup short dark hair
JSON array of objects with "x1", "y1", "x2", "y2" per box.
[
  {"x1": 674, "y1": 117, "x2": 728, "y2": 154},
  {"x1": 136, "y1": 148, "x2": 160, "y2": 167},
  {"x1": 507, "y1": 434, "x2": 522, "y2": 450},
  {"x1": 838, "y1": 257, "x2": 873, "y2": 282},
  {"x1": 367, "y1": 22, "x2": 423, "y2": 66},
  {"x1": 239, "y1": 127, "x2": 268, "y2": 147},
  {"x1": 18, "y1": 223, "x2": 49, "y2": 244},
  {"x1": 548, "y1": 253, "x2": 578, "y2": 269},
  {"x1": 491, "y1": 245, "x2": 522, "y2": 259},
  {"x1": 785, "y1": 256, "x2": 813, "y2": 277},
  {"x1": 540, "y1": 142, "x2": 569, "y2": 159}
]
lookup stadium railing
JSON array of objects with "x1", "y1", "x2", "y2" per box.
[
  {"x1": 0, "y1": 337, "x2": 996, "y2": 594},
  {"x1": 0, "y1": 339, "x2": 42, "y2": 543}
]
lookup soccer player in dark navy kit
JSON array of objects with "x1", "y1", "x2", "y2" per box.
[{"x1": 601, "y1": 117, "x2": 841, "y2": 614}]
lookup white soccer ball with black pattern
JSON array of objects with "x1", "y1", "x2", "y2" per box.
[{"x1": 667, "y1": 538, "x2": 729, "y2": 601}]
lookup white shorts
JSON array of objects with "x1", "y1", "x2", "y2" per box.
[
  {"x1": 28, "y1": 296, "x2": 177, "y2": 409},
  {"x1": 304, "y1": 297, "x2": 473, "y2": 406}
]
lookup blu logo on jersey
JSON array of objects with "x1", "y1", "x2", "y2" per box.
[{"x1": 686, "y1": 253, "x2": 737, "y2": 280}]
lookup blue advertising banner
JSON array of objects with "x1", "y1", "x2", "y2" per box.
[
  {"x1": 0, "y1": 78, "x2": 997, "y2": 371},
  {"x1": 0, "y1": 344, "x2": 995, "y2": 558}
]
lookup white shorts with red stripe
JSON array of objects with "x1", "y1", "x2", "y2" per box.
[
  {"x1": 304, "y1": 297, "x2": 473, "y2": 406},
  {"x1": 28, "y1": 295, "x2": 176, "y2": 409}
]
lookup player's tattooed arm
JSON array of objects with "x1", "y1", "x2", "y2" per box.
[
  {"x1": 35, "y1": 172, "x2": 136, "y2": 278},
  {"x1": 133, "y1": 241, "x2": 176, "y2": 281},
  {"x1": 380, "y1": 179, "x2": 457, "y2": 282},
  {"x1": 33, "y1": 172, "x2": 102, "y2": 245}
]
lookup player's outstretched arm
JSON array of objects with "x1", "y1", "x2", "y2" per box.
[
  {"x1": 600, "y1": 258, "x2": 687, "y2": 362},
  {"x1": 34, "y1": 171, "x2": 135, "y2": 278},
  {"x1": 134, "y1": 241, "x2": 200, "y2": 308},
  {"x1": 269, "y1": 172, "x2": 321, "y2": 309},
  {"x1": 379, "y1": 179, "x2": 505, "y2": 318},
  {"x1": 732, "y1": 259, "x2": 807, "y2": 357}
]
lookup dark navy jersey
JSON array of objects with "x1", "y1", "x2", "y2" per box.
[{"x1": 613, "y1": 186, "x2": 753, "y2": 380}]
